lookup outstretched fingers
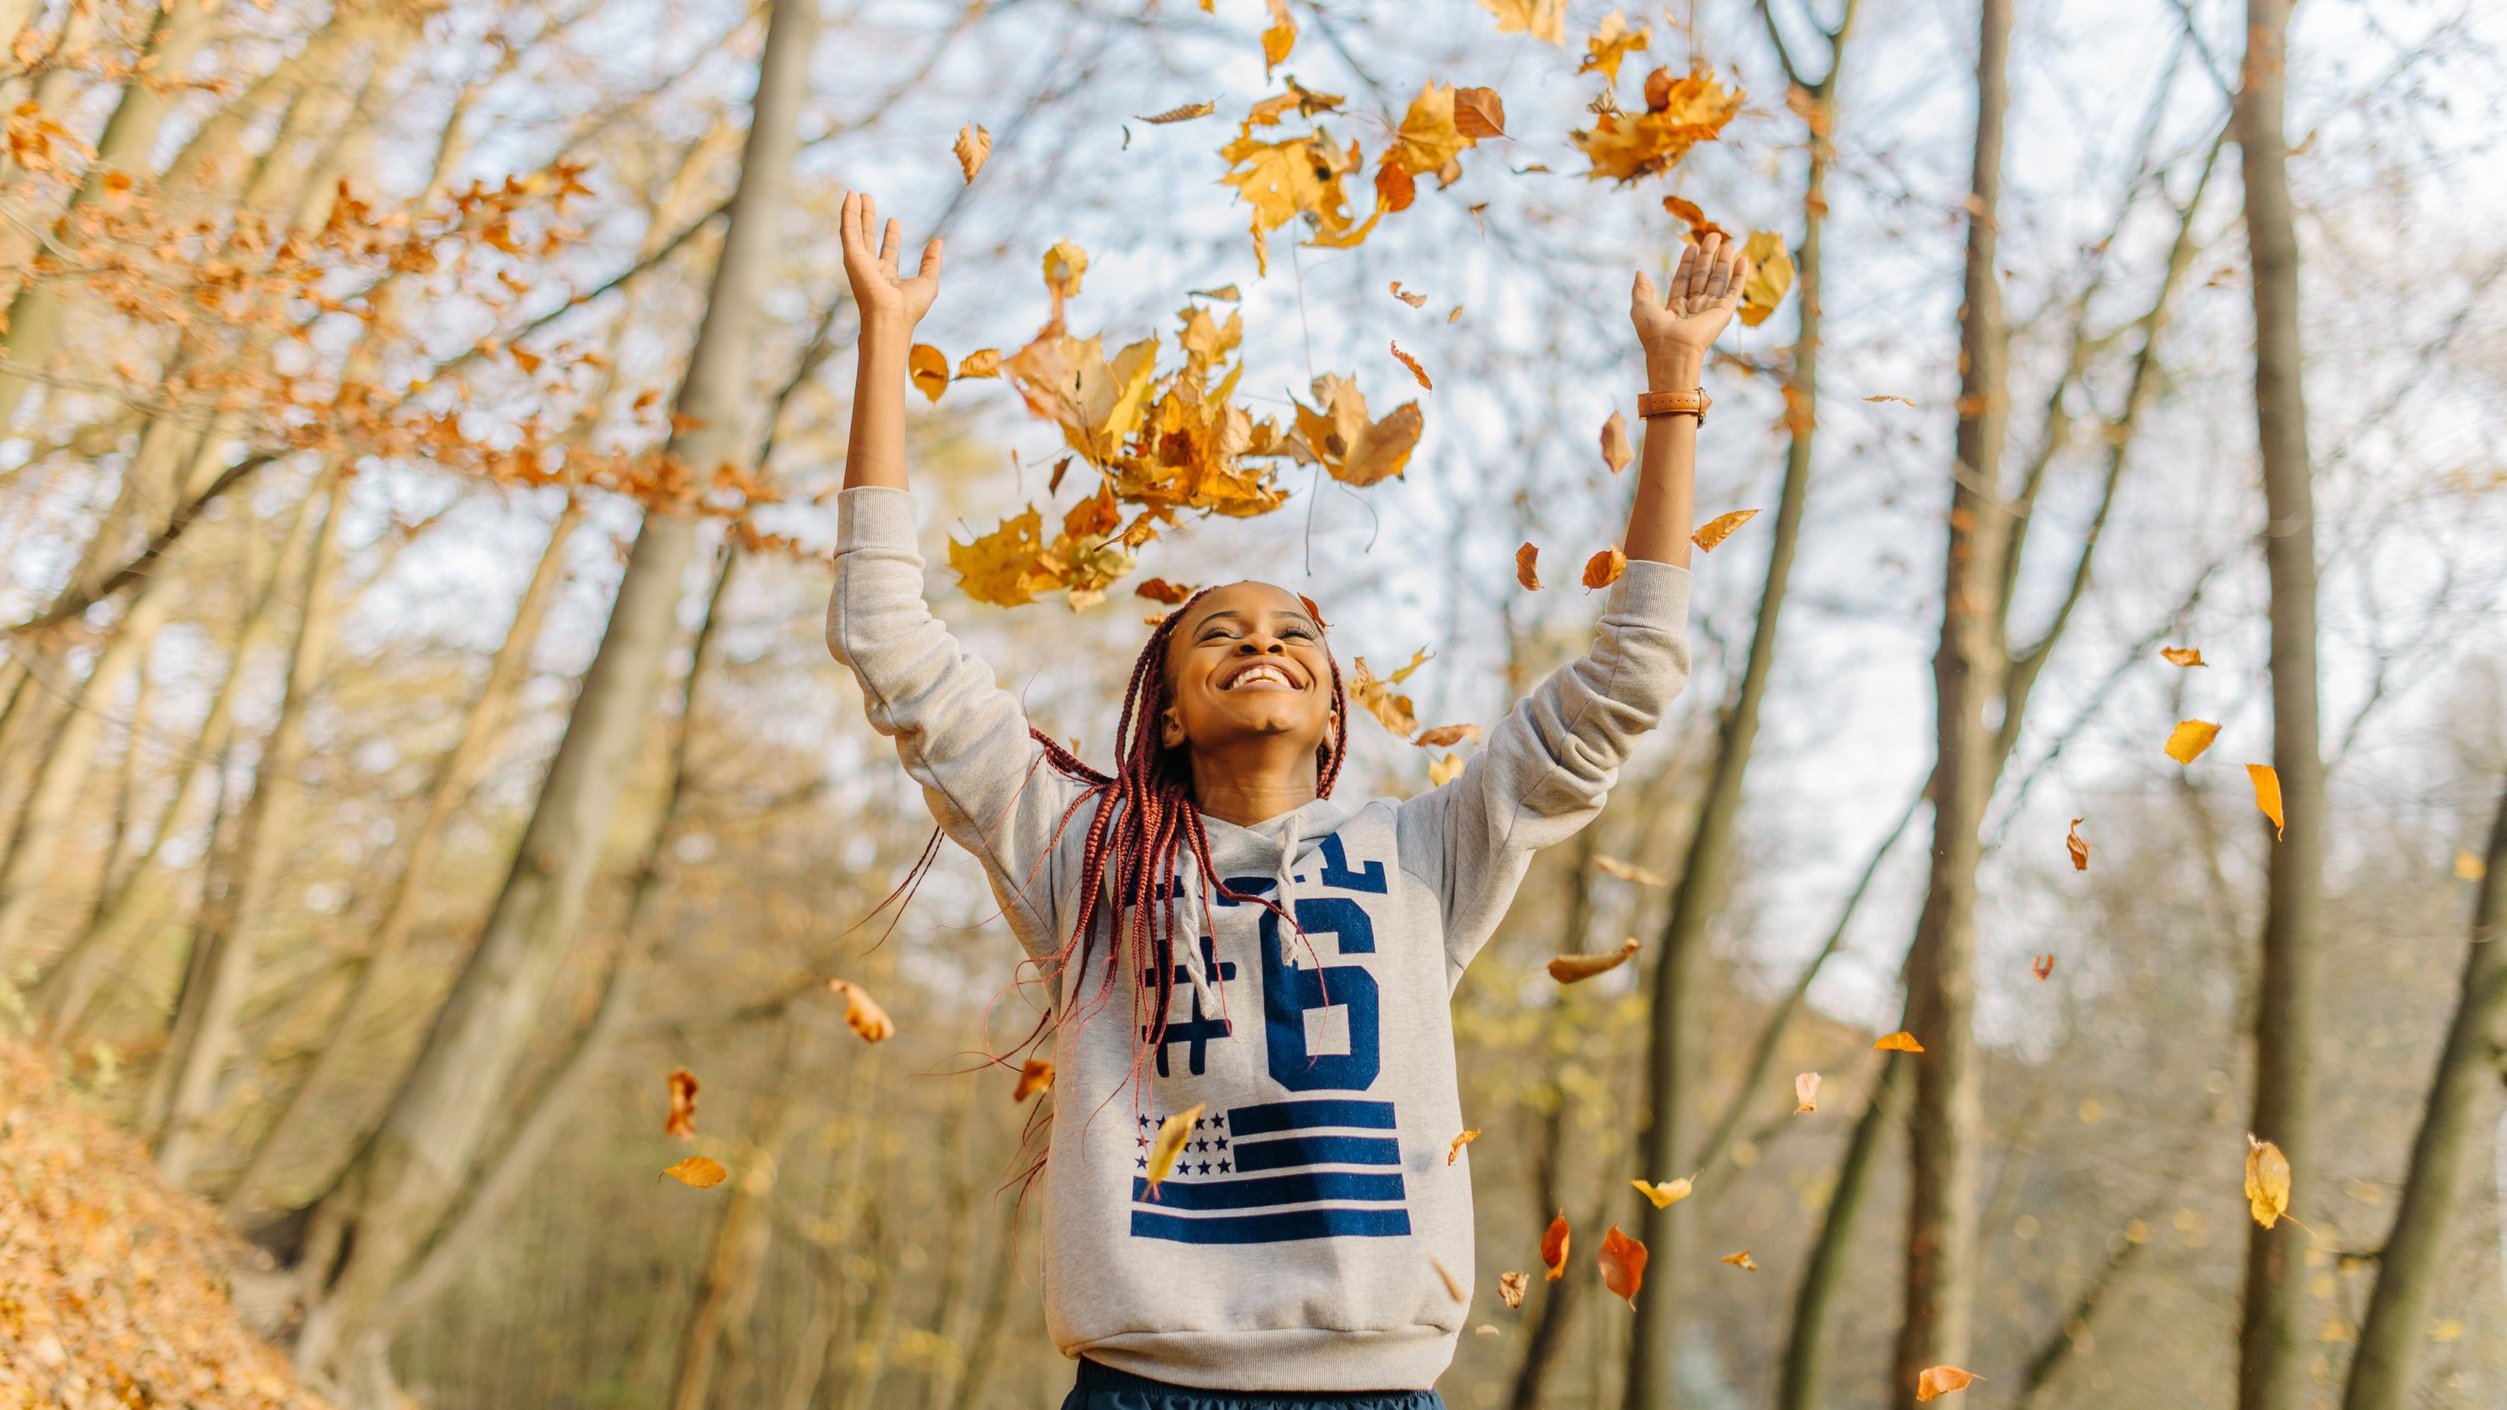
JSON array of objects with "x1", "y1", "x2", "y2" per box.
[
  {"x1": 913, "y1": 236, "x2": 945, "y2": 285},
  {"x1": 878, "y1": 216, "x2": 903, "y2": 270},
  {"x1": 1723, "y1": 254, "x2": 1752, "y2": 308},
  {"x1": 1666, "y1": 244, "x2": 1696, "y2": 305},
  {"x1": 1633, "y1": 269, "x2": 1658, "y2": 311},
  {"x1": 1688, "y1": 232, "x2": 1724, "y2": 301}
]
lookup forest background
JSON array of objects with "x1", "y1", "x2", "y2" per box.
[{"x1": 1, "y1": 1, "x2": 2503, "y2": 1409}]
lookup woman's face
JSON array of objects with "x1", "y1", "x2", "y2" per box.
[{"x1": 1160, "y1": 581, "x2": 1334, "y2": 761}]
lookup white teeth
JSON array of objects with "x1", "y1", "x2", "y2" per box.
[{"x1": 1227, "y1": 664, "x2": 1295, "y2": 690}]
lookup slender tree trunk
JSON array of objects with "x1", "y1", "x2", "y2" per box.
[
  {"x1": 673, "y1": 1028, "x2": 819, "y2": 1410},
  {"x1": 1781, "y1": 1056, "x2": 1909, "y2": 1410},
  {"x1": 149, "y1": 469, "x2": 352, "y2": 1184},
  {"x1": 288, "y1": 4, "x2": 816, "y2": 1376},
  {"x1": 2339, "y1": 781, "x2": 2507, "y2": 1409},
  {"x1": 2233, "y1": 4, "x2": 2326, "y2": 1408},
  {"x1": 1890, "y1": 2, "x2": 2013, "y2": 1402},
  {"x1": 1628, "y1": 13, "x2": 1853, "y2": 1399}
]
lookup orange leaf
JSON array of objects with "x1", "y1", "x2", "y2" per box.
[
  {"x1": 826, "y1": 978, "x2": 896, "y2": 1042},
  {"x1": 1547, "y1": 936, "x2": 1639, "y2": 984},
  {"x1": 1136, "y1": 578, "x2": 1197, "y2": 605},
  {"x1": 1261, "y1": 0, "x2": 1296, "y2": 72},
  {"x1": 1794, "y1": 1071, "x2": 1819, "y2": 1114},
  {"x1": 1593, "y1": 854, "x2": 1666, "y2": 886},
  {"x1": 1691, "y1": 508, "x2": 1758, "y2": 552},
  {"x1": 1516, "y1": 542, "x2": 1542, "y2": 590},
  {"x1": 1375, "y1": 160, "x2": 1418, "y2": 215},
  {"x1": 1013, "y1": 1058, "x2": 1054, "y2": 1102},
  {"x1": 1630, "y1": 1175, "x2": 1694, "y2": 1208},
  {"x1": 1430, "y1": 1255, "x2": 1468, "y2": 1301},
  {"x1": 2246, "y1": 1133, "x2": 2292, "y2": 1228},
  {"x1": 1448, "y1": 1128, "x2": 1481, "y2": 1164},
  {"x1": 1865, "y1": 393, "x2": 1918, "y2": 407},
  {"x1": 1582, "y1": 546, "x2": 1627, "y2": 590},
  {"x1": 2160, "y1": 645, "x2": 2206, "y2": 667},
  {"x1": 1600, "y1": 409, "x2": 1633, "y2": 473},
  {"x1": 1662, "y1": 193, "x2": 1727, "y2": 242},
  {"x1": 956, "y1": 348, "x2": 1002, "y2": 379},
  {"x1": 1915, "y1": 1366, "x2": 1980, "y2": 1402},
  {"x1": 1454, "y1": 86, "x2": 1508, "y2": 139},
  {"x1": 1540, "y1": 1211, "x2": 1571, "y2": 1279},
  {"x1": 1874, "y1": 1030, "x2": 1925, "y2": 1053},
  {"x1": 663, "y1": 1156, "x2": 728, "y2": 1188},
  {"x1": 952, "y1": 124, "x2": 992, "y2": 183},
  {"x1": 1390, "y1": 340, "x2": 1433, "y2": 389},
  {"x1": 2248, "y1": 764, "x2": 2285, "y2": 840},
  {"x1": 1414, "y1": 723, "x2": 1480, "y2": 748},
  {"x1": 1598, "y1": 1225, "x2": 1647, "y2": 1306},
  {"x1": 665, "y1": 1069, "x2": 699, "y2": 1142},
  {"x1": 1390, "y1": 280, "x2": 1427, "y2": 307},
  {"x1": 1721, "y1": 1249, "x2": 1757, "y2": 1272},
  {"x1": 909, "y1": 344, "x2": 950, "y2": 402},
  {"x1": 2032, "y1": 953, "x2": 2055, "y2": 981},
  {"x1": 1138, "y1": 101, "x2": 1217, "y2": 124},
  {"x1": 1498, "y1": 1269, "x2": 1529, "y2": 1308},
  {"x1": 1146, "y1": 1104, "x2": 1204, "y2": 1191},
  {"x1": 1579, "y1": 10, "x2": 1652, "y2": 84},
  {"x1": 2164, "y1": 719, "x2": 2221, "y2": 765},
  {"x1": 2066, "y1": 818, "x2": 2089, "y2": 871},
  {"x1": 1042, "y1": 240, "x2": 1088, "y2": 300}
]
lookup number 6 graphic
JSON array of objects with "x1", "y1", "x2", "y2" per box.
[{"x1": 1258, "y1": 897, "x2": 1380, "y2": 1092}]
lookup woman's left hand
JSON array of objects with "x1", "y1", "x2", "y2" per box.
[{"x1": 1631, "y1": 232, "x2": 1750, "y2": 366}]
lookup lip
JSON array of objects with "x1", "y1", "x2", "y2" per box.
[{"x1": 1218, "y1": 659, "x2": 1308, "y2": 692}]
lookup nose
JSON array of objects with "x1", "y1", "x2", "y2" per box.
[{"x1": 1236, "y1": 635, "x2": 1286, "y2": 655}]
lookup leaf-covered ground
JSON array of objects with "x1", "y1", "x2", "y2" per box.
[{"x1": 0, "y1": 1042, "x2": 332, "y2": 1410}]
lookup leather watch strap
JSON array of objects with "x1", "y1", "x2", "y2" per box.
[{"x1": 1637, "y1": 387, "x2": 1709, "y2": 423}]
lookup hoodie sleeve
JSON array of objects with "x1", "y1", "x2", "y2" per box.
[
  {"x1": 826, "y1": 486, "x2": 1085, "y2": 963},
  {"x1": 1395, "y1": 558, "x2": 1691, "y2": 986}
]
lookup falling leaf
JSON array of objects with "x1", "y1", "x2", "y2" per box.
[
  {"x1": 2245, "y1": 1134, "x2": 2292, "y2": 1228},
  {"x1": 1292, "y1": 374, "x2": 1423, "y2": 485},
  {"x1": 1429, "y1": 753, "x2": 1465, "y2": 787},
  {"x1": 1582, "y1": 547, "x2": 1627, "y2": 590},
  {"x1": 955, "y1": 348, "x2": 1002, "y2": 380},
  {"x1": 1865, "y1": 393, "x2": 1919, "y2": 407},
  {"x1": 1479, "y1": 0, "x2": 1566, "y2": 45},
  {"x1": 909, "y1": 344, "x2": 950, "y2": 403},
  {"x1": 1431, "y1": 1256, "x2": 1468, "y2": 1301},
  {"x1": 1721, "y1": 1249, "x2": 1757, "y2": 1272},
  {"x1": 1390, "y1": 340, "x2": 1433, "y2": 390},
  {"x1": 1147, "y1": 1104, "x2": 1205, "y2": 1191},
  {"x1": 1794, "y1": 1072, "x2": 1820, "y2": 1114},
  {"x1": 1915, "y1": 1366, "x2": 1980, "y2": 1402},
  {"x1": 1378, "y1": 81, "x2": 1496, "y2": 208},
  {"x1": 1663, "y1": 194, "x2": 1728, "y2": 243},
  {"x1": 1454, "y1": 86, "x2": 1508, "y2": 139},
  {"x1": 1579, "y1": 10, "x2": 1652, "y2": 84},
  {"x1": 826, "y1": 978, "x2": 896, "y2": 1042},
  {"x1": 2248, "y1": 764, "x2": 2285, "y2": 840},
  {"x1": 1448, "y1": 305, "x2": 1464, "y2": 323},
  {"x1": 2160, "y1": 646, "x2": 2207, "y2": 667},
  {"x1": 949, "y1": 506, "x2": 1055, "y2": 607},
  {"x1": 1515, "y1": 544, "x2": 1542, "y2": 591},
  {"x1": 1136, "y1": 578, "x2": 1197, "y2": 605},
  {"x1": 1191, "y1": 283, "x2": 1241, "y2": 301},
  {"x1": 2032, "y1": 953, "x2": 2056, "y2": 981},
  {"x1": 1691, "y1": 508, "x2": 1758, "y2": 552},
  {"x1": 1498, "y1": 1270, "x2": 1529, "y2": 1308},
  {"x1": 1448, "y1": 1128, "x2": 1482, "y2": 1164},
  {"x1": 1548, "y1": 936, "x2": 1639, "y2": 984},
  {"x1": 2165, "y1": 719, "x2": 2221, "y2": 765},
  {"x1": 663, "y1": 1156, "x2": 728, "y2": 1189},
  {"x1": 953, "y1": 124, "x2": 992, "y2": 183},
  {"x1": 1600, "y1": 409, "x2": 1633, "y2": 473},
  {"x1": 2066, "y1": 818, "x2": 2090, "y2": 871},
  {"x1": 2458, "y1": 850, "x2": 2487, "y2": 882},
  {"x1": 1598, "y1": 1226, "x2": 1647, "y2": 1306},
  {"x1": 1572, "y1": 66, "x2": 1744, "y2": 183},
  {"x1": 1261, "y1": 0, "x2": 1296, "y2": 72},
  {"x1": 1594, "y1": 855, "x2": 1666, "y2": 886},
  {"x1": 1631, "y1": 1176, "x2": 1694, "y2": 1209},
  {"x1": 1013, "y1": 1058, "x2": 1054, "y2": 1102},
  {"x1": 1350, "y1": 648, "x2": 1432, "y2": 735},
  {"x1": 1042, "y1": 240, "x2": 1089, "y2": 301},
  {"x1": 1875, "y1": 1031, "x2": 1925, "y2": 1053},
  {"x1": 665, "y1": 1069, "x2": 699, "y2": 1141},
  {"x1": 1138, "y1": 101, "x2": 1217, "y2": 124},
  {"x1": 1391, "y1": 280, "x2": 1428, "y2": 307},
  {"x1": 1414, "y1": 723, "x2": 1480, "y2": 748},
  {"x1": 1476, "y1": 1323, "x2": 1500, "y2": 1336},
  {"x1": 1541, "y1": 1211, "x2": 1572, "y2": 1279},
  {"x1": 1736, "y1": 230, "x2": 1795, "y2": 327}
]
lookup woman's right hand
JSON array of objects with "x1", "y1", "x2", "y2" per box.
[{"x1": 840, "y1": 191, "x2": 944, "y2": 331}]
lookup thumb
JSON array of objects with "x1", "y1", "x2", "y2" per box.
[
  {"x1": 1632, "y1": 270, "x2": 1657, "y2": 307},
  {"x1": 915, "y1": 236, "x2": 946, "y2": 282}
]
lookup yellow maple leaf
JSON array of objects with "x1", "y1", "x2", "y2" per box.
[
  {"x1": 1739, "y1": 230, "x2": 1795, "y2": 327},
  {"x1": 1261, "y1": 0, "x2": 1295, "y2": 73},
  {"x1": 948, "y1": 506, "x2": 1057, "y2": 608},
  {"x1": 1005, "y1": 331, "x2": 1161, "y2": 465},
  {"x1": 1291, "y1": 374, "x2": 1421, "y2": 486},
  {"x1": 1219, "y1": 124, "x2": 1374, "y2": 275},
  {"x1": 1572, "y1": 67, "x2": 1745, "y2": 183},
  {"x1": 1478, "y1": 0, "x2": 1566, "y2": 45},
  {"x1": 1578, "y1": 10, "x2": 1651, "y2": 84}
]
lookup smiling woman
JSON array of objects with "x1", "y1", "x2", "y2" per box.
[{"x1": 823, "y1": 190, "x2": 1740, "y2": 1406}]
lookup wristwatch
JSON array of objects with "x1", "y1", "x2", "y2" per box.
[{"x1": 1637, "y1": 387, "x2": 1710, "y2": 424}]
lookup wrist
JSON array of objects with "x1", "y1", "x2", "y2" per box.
[
  {"x1": 859, "y1": 310, "x2": 918, "y2": 348},
  {"x1": 1644, "y1": 346, "x2": 1706, "y2": 386}
]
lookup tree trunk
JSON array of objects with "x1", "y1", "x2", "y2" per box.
[
  {"x1": 2339, "y1": 781, "x2": 2507, "y2": 1409},
  {"x1": 2233, "y1": 4, "x2": 2326, "y2": 1408},
  {"x1": 1628, "y1": 11, "x2": 1852, "y2": 1398},
  {"x1": 149, "y1": 469, "x2": 352, "y2": 1185},
  {"x1": 287, "y1": 0, "x2": 817, "y2": 1378},
  {"x1": 1890, "y1": 1, "x2": 2013, "y2": 1402},
  {"x1": 1781, "y1": 1055, "x2": 1909, "y2": 1410},
  {"x1": 672, "y1": 1026, "x2": 819, "y2": 1410}
]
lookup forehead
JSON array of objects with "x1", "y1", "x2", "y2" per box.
[{"x1": 1178, "y1": 581, "x2": 1314, "y2": 634}]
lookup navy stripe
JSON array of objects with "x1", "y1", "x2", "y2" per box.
[
  {"x1": 1228, "y1": 1099, "x2": 1398, "y2": 1135},
  {"x1": 1130, "y1": 1205, "x2": 1413, "y2": 1244},
  {"x1": 1131, "y1": 1170, "x2": 1406, "y2": 1210},
  {"x1": 1230, "y1": 1134, "x2": 1401, "y2": 1171}
]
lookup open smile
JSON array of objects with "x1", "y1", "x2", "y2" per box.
[{"x1": 1218, "y1": 660, "x2": 1307, "y2": 693}]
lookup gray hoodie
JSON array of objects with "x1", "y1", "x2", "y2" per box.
[{"x1": 827, "y1": 486, "x2": 1691, "y2": 1392}]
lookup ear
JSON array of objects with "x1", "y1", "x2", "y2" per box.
[{"x1": 1161, "y1": 705, "x2": 1186, "y2": 748}]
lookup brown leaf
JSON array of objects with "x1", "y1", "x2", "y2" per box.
[
  {"x1": 1390, "y1": 340, "x2": 1433, "y2": 390},
  {"x1": 1541, "y1": 1211, "x2": 1571, "y2": 1279},
  {"x1": 1515, "y1": 542, "x2": 1542, "y2": 591},
  {"x1": 1138, "y1": 102, "x2": 1218, "y2": 124},
  {"x1": 826, "y1": 978, "x2": 896, "y2": 1042},
  {"x1": 1147, "y1": 1104, "x2": 1205, "y2": 1190},
  {"x1": 1581, "y1": 546, "x2": 1627, "y2": 590},
  {"x1": 1691, "y1": 508, "x2": 1758, "y2": 552},
  {"x1": 1794, "y1": 1071, "x2": 1819, "y2": 1114},
  {"x1": 1453, "y1": 86, "x2": 1508, "y2": 139},
  {"x1": 2065, "y1": 818, "x2": 2089, "y2": 871},
  {"x1": 2164, "y1": 719, "x2": 2221, "y2": 765},
  {"x1": 1593, "y1": 855, "x2": 1666, "y2": 886},
  {"x1": 1865, "y1": 393, "x2": 1919, "y2": 407},
  {"x1": 1498, "y1": 1270, "x2": 1530, "y2": 1308},
  {"x1": 2245, "y1": 1134, "x2": 2292, "y2": 1228},
  {"x1": 1350, "y1": 648, "x2": 1432, "y2": 735},
  {"x1": 1431, "y1": 1255, "x2": 1468, "y2": 1302},
  {"x1": 953, "y1": 124, "x2": 992, "y2": 183},
  {"x1": 1600, "y1": 409, "x2": 1633, "y2": 474},
  {"x1": 1662, "y1": 193, "x2": 1727, "y2": 242},
  {"x1": 2160, "y1": 646, "x2": 2207, "y2": 667},
  {"x1": 1547, "y1": 935, "x2": 1639, "y2": 984},
  {"x1": 1598, "y1": 1225, "x2": 1647, "y2": 1306},
  {"x1": 1292, "y1": 374, "x2": 1422, "y2": 485},
  {"x1": 909, "y1": 344, "x2": 950, "y2": 402},
  {"x1": 1448, "y1": 1128, "x2": 1481, "y2": 1164},
  {"x1": 665, "y1": 1069, "x2": 699, "y2": 1142},
  {"x1": 1874, "y1": 1030, "x2": 1925, "y2": 1053},
  {"x1": 1915, "y1": 1366, "x2": 1980, "y2": 1402},
  {"x1": 1630, "y1": 1175, "x2": 1694, "y2": 1208},
  {"x1": 663, "y1": 1156, "x2": 728, "y2": 1188},
  {"x1": 2032, "y1": 953, "x2": 2056, "y2": 981},
  {"x1": 1721, "y1": 1249, "x2": 1757, "y2": 1272},
  {"x1": 2248, "y1": 764, "x2": 2285, "y2": 840},
  {"x1": 1013, "y1": 1058, "x2": 1054, "y2": 1102},
  {"x1": 1391, "y1": 280, "x2": 1428, "y2": 307},
  {"x1": 1136, "y1": 578, "x2": 1197, "y2": 605},
  {"x1": 1414, "y1": 723, "x2": 1480, "y2": 748}
]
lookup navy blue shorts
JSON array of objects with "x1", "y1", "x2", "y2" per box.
[{"x1": 1059, "y1": 1356, "x2": 1447, "y2": 1410}]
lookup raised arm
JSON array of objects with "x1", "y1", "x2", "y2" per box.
[
  {"x1": 1399, "y1": 235, "x2": 1750, "y2": 984},
  {"x1": 827, "y1": 195, "x2": 1081, "y2": 964}
]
